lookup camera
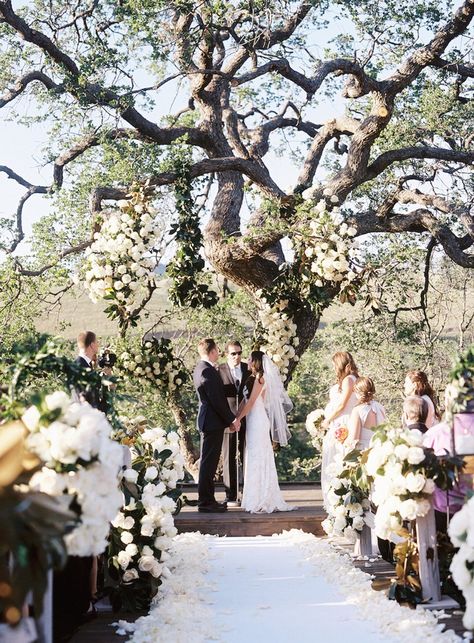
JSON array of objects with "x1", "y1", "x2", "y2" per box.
[{"x1": 97, "y1": 348, "x2": 117, "y2": 369}]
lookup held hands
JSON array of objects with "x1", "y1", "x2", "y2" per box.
[{"x1": 231, "y1": 418, "x2": 241, "y2": 432}]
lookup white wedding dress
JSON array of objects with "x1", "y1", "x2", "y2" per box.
[{"x1": 241, "y1": 389, "x2": 296, "y2": 514}]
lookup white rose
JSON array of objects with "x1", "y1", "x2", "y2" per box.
[
  {"x1": 22, "y1": 405, "x2": 41, "y2": 432},
  {"x1": 399, "y1": 499, "x2": 418, "y2": 520},
  {"x1": 404, "y1": 472, "x2": 426, "y2": 493},
  {"x1": 125, "y1": 543, "x2": 138, "y2": 557},
  {"x1": 394, "y1": 444, "x2": 409, "y2": 461},
  {"x1": 407, "y1": 447, "x2": 425, "y2": 465},
  {"x1": 44, "y1": 391, "x2": 70, "y2": 414},
  {"x1": 144, "y1": 466, "x2": 158, "y2": 481},
  {"x1": 120, "y1": 531, "x2": 134, "y2": 545},
  {"x1": 123, "y1": 469, "x2": 138, "y2": 483},
  {"x1": 117, "y1": 551, "x2": 131, "y2": 569},
  {"x1": 138, "y1": 555, "x2": 157, "y2": 572},
  {"x1": 141, "y1": 545, "x2": 154, "y2": 557}
]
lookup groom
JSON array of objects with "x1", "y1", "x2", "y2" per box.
[{"x1": 193, "y1": 338, "x2": 240, "y2": 512}]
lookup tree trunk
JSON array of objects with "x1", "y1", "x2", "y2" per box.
[{"x1": 168, "y1": 391, "x2": 200, "y2": 481}]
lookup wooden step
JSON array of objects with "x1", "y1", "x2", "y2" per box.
[
  {"x1": 175, "y1": 484, "x2": 326, "y2": 537},
  {"x1": 175, "y1": 506, "x2": 326, "y2": 537}
]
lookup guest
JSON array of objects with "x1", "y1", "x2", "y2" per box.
[
  {"x1": 423, "y1": 394, "x2": 474, "y2": 532},
  {"x1": 347, "y1": 377, "x2": 386, "y2": 450},
  {"x1": 218, "y1": 340, "x2": 250, "y2": 506},
  {"x1": 321, "y1": 351, "x2": 359, "y2": 508},
  {"x1": 403, "y1": 370, "x2": 439, "y2": 428},
  {"x1": 403, "y1": 396, "x2": 429, "y2": 433}
]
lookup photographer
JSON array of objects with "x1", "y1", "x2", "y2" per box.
[{"x1": 75, "y1": 330, "x2": 116, "y2": 413}]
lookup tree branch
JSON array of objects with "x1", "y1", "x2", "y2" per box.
[
  {"x1": 366, "y1": 146, "x2": 474, "y2": 180},
  {"x1": 0, "y1": 70, "x2": 59, "y2": 108}
]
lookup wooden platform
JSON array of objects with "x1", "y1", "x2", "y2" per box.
[{"x1": 175, "y1": 483, "x2": 325, "y2": 537}]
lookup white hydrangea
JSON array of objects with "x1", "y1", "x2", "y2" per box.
[{"x1": 26, "y1": 394, "x2": 123, "y2": 556}]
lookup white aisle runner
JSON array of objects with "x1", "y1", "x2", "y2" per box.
[
  {"x1": 118, "y1": 531, "x2": 460, "y2": 643},
  {"x1": 208, "y1": 536, "x2": 393, "y2": 643}
]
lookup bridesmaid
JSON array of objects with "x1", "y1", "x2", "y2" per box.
[
  {"x1": 321, "y1": 351, "x2": 359, "y2": 508},
  {"x1": 347, "y1": 377, "x2": 386, "y2": 450},
  {"x1": 403, "y1": 370, "x2": 439, "y2": 428}
]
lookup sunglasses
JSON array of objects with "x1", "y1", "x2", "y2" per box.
[{"x1": 229, "y1": 351, "x2": 242, "y2": 356}]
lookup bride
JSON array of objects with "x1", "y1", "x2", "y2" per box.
[{"x1": 236, "y1": 351, "x2": 296, "y2": 514}]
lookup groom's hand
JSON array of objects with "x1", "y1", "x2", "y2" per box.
[{"x1": 232, "y1": 418, "x2": 241, "y2": 432}]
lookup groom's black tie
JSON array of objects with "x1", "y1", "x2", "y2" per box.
[{"x1": 235, "y1": 379, "x2": 240, "y2": 391}]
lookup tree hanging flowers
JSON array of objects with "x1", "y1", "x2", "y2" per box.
[
  {"x1": 116, "y1": 336, "x2": 188, "y2": 396},
  {"x1": 294, "y1": 200, "x2": 359, "y2": 304},
  {"x1": 82, "y1": 185, "x2": 162, "y2": 331}
]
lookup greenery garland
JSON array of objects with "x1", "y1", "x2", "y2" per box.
[{"x1": 165, "y1": 147, "x2": 218, "y2": 309}]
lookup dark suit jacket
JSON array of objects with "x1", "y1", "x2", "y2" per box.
[
  {"x1": 218, "y1": 362, "x2": 249, "y2": 417},
  {"x1": 407, "y1": 421, "x2": 429, "y2": 434},
  {"x1": 74, "y1": 355, "x2": 105, "y2": 411},
  {"x1": 193, "y1": 360, "x2": 235, "y2": 433}
]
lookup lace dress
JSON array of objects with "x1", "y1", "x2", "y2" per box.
[
  {"x1": 320, "y1": 376, "x2": 358, "y2": 509},
  {"x1": 241, "y1": 390, "x2": 296, "y2": 514}
]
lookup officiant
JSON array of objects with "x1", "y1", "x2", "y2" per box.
[{"x1": 218, "y1": 341, "x2": 249, "y2": 506}]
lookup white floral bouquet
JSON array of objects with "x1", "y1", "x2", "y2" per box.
[
  {"x1": 256, "y1": 295, "x2": 300, "y2": 378},
  {"x1": 448, "y1": 497, "x2": 474, "y2": 629},
  {"x1": 300, "y1": 201, "x2": 358, "y2": 287},
  {"x1": 81, "y1": 188, "x2": 161, "y2": 327},
  {"x1": 322, "y1": 451, "x2": 373, "y2": 542},
  {"x1": 366, "y1": 426, "x2": 436, "y2": 541},
  {"x1": 107, "y1": 424, "x2": 185, "y2": 611},
  {"x1": 116, "y1": 336, "x2": 188, "y2": 395},
  {"x1": 24, "y1": 391, "x2": 124, "y2": 556},
  {"x1": 305, "y1": 408, "x2": 326, "y2": 452}
]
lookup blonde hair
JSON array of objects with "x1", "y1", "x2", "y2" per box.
[
  {"x1": 332, "y1": 351, "x2": 359, "y2": 389},
  {"x1": 354, "y1": 376, "x2": 375, "y2": 404}
]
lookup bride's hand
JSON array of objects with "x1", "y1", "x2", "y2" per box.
[{"x1": 322, "y1": 418, "x2": 330, "y2": 430}]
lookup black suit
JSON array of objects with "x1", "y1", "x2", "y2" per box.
[
  {"x1": 74, "y1": 355, "x2": 107, "y2": 413},
  {"x1": 193, "y1": 360, "x2": 235, "y2": 507},
  {"x1": 218, "y1": 363, "x2": 249, "y2": 501}
]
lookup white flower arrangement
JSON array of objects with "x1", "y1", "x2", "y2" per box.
[
  {"x1": 367, "y1": 426, "x2": 434, "y2": 541},
  {"x1": 448, "y1": 497, "x2": 474, "y2": 629},
  {"x1": 301, "y1": 201, "x2": 358, "y2": 288},
  {"x1": 108, "y1": 424, "x2": 185, "y2": 610},
  {"x1": 256, "y1": 295, "x2": 300, "y2": 378},
  {"x1": 114, "y1": 532, "x2": 217, "y2": 642},
  {"x1": 81, "y1": 190, "x2": 161, "y2": 325},
  {"x1": 322, "y1": 452, "x2": 373, "y2": 542},
  {"x1": 24, "y1": 391, "x2": 124, "y2": 556},
  {"x1": 305, "y1": 408, "x2": 326, "y2": 452},
  {"x1": 116, "y1": 336, "x2": 188, "y2": 396}
]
